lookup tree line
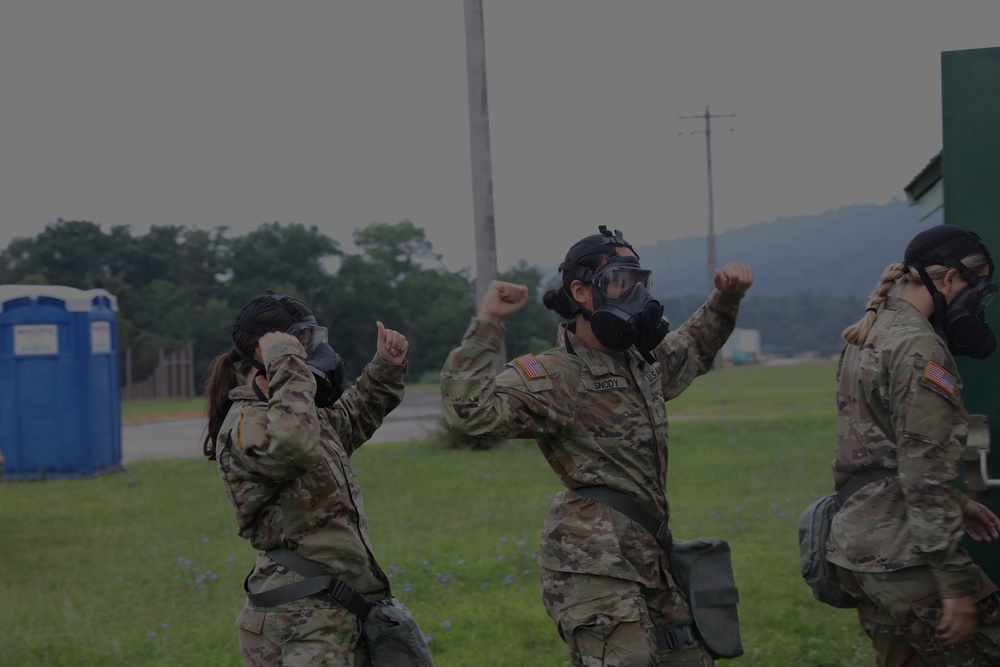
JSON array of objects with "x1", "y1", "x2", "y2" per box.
[
  {"x1": 0, "y1": 219, "x2": 863, "y2": 392},
  {"x1": 0, "y1": 219, "x2": 556, "y2": 387}
]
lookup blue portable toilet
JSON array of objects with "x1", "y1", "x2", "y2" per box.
[{"x1": 0, "y1": 285, "x2": 122, "y2": 479}]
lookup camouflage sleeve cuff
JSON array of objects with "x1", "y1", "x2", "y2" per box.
[
  {"x1": 465, "y1": 317, "x2": 507, "y2": 351},
  {"x1": 261, "y1": 337, "x2": 307, "y2": 367},
  {"x1": 367, "y1": 353, "x2": 407, "y2": 383},
  {"x1": 929, "y1": 551, "x2": 981, "y2": 599},
  {"x1": 706, "y1": 288, "x2": 744, "y2": 314},
  {"x1": 934, "y1": 569, "x2": 981, "y2": 599}
]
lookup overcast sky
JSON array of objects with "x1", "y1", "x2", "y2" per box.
[{"x1": 1, "y1": 2, "x2": 998, "y2": 272}]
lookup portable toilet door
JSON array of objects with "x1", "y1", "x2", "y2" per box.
[{"x1": 0, "y1": 285, "x2": 122, "y2": 479}]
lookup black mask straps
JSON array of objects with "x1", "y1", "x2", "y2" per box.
[
  {"x1": 230, "y1": 347, "x2": 269, "y2": 402},
  {"x1": 905, "y1": 225, "x2": 997, "y2": 358}
]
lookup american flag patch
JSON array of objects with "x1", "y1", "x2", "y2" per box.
[
  {"x1": 924, "y1": 361, "x2": 956, "y2": 395},
  {"x1": 513, "y1": 353, "x2": 547, "y2": 379}
]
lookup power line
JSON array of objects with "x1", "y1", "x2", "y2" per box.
[{"x1": 680, "y1": 106, "x2": 735, "y2": 291}]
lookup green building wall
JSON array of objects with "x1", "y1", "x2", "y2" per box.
[{"x1": 942, "y1": 45, "x2": 1000, "y2": 582}]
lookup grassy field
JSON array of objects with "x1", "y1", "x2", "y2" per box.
[
  {"x1": 119, "y1": 383, "x2": 442, "y2": 423},
  {"x1": 0, "y1": 359, "x2": 877, "y2": 666}
]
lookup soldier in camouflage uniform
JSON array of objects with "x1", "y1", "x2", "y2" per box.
[
  {"x1": 440, "y1": 226, "x2": 753, "y2": 666},
  {"x1": 202, "y1": 292, "x2": 418, "y2": 667},
  {"x1": 829, "y1": 225, "x2": 1000, "y2": 666}
]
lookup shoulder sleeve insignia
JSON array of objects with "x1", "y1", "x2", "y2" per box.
[
  {"x1": 923, "y1": 361, "x2": 956, "y2": 395},
  {"x1": 512, "y1": 353, "x2": 548, "y2": 379}
]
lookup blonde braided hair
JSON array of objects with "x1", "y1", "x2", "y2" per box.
[{"x1": 842, "y1": 253, "x2": 990, "y2": 347}]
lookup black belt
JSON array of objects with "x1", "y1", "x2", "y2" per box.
[
  {"x1": 570, "y1": 486, "x2": 673, "y2": 552},
  {"x1": 835, "y1": 467, "x2": 896, "y2": 505},
  {"x1": 569, "y1": 487, "x2": 696, "y2": 653},
  {"x1": 243, "y1": 548, "x2": 374, "y2": 618}
]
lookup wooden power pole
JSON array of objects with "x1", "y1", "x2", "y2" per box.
[
  {"x1": 464, "y1": 0, "x2": 505, "y2": 369},
  {"x1": 680, "y1": 106, "x2": 735, "y2": 291}
]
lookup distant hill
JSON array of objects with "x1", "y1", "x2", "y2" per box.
[
  {"x1": 527, "y1": 200, "x2": 948, "y2": 355},
  {"x1": 635, "y1": 198, "x2": 941, "y2": 298}
]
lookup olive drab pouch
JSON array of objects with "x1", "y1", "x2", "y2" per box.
[
  {"x1": 797, "y1": 468, "x2": 895, "y2": 609},
  {"x1": 669, "y1": 538, "x2": 744, "y2": 659},
  {"x1": 797, "y1": 494, "x2": 857, "y2": 609},
  {"x1": 363, "y1": 598, "x2": 435, "y2": 667}
]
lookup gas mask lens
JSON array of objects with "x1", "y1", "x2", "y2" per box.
[
  {"x1": 286, "y1": 317, "x2": 329, "y2": 353},
  {"x1": 979, "y1": 281, "x2": 997, "y2": 308},
  {"x1": 596, "y1": 265, "x2": 652, "y2": 300},
  {"x1": 966, "y1": 274, "x2": 997, "y2": 309}
]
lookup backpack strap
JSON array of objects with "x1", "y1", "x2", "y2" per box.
[
  {"x1": 835, "y1": 467, "x2": 896, "y2": 506},
  {"x1": 243, "y1": 548, "x2": 373, "y2": 618},
  {"x1": 570, "y1": 486, "x2": 673, "y2": 552}
]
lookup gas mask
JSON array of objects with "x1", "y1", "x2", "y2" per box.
[
  {"x1": 913, "y1": 266, "x2": 998, "y2": 359},
  {"x1": 285, "y1": 314, "x2": 346, "y2": 407},
  {"x1": 559, "y1": 227, "x2": 670, "y2": 363},
  {"x1": 905, "y1": 225, "x2": 997, "y2": 359},
  {"x1": 232, "y1": 291, "x2": 346, "y2": 407},
  {"x1": 588, "y1": 256, "x2": 670, "y2": 359}
]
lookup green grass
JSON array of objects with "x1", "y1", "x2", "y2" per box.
[
  {"x1": 118, "y1": 383, "x2": 440, "y2": 423},
  {"x1": 121, "y1": 397, "x2": 206, "y2": 423},
  {"x1": 0, "y1": 360, "x2": 876, "y2": 666}
]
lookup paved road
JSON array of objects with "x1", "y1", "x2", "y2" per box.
[{"x1": 122, "y1": 389, "x2": 445, "y2": 464}]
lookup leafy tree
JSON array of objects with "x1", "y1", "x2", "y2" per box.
[
  {"x1": 498, "y1": 260, "x2": 560, "y2": 357},
  {"x1": 227, "y1": 221, "x2": 341, "y2": 308},
  {"x1": 0, "y1": 219, "x2": 131, "y2": 289},
  {"x1": 352, "y1": 219, "x2": 440, "y2": 285},
  {"x1": 400, "y1": 269, "x2": 476, "y2": 379},
  {"x1": 330, "y1": 221, "x2": 474, "y2": 379},
  {"x1": 0, "y1": 215, "x2": 882, "y2": 398},
  {"x1": 186, "y1": 298, "x2": 242, "y2": 392}
]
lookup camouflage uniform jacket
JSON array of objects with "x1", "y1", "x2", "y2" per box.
[
  {"x1": 827, "y1": 297, "x2": 978, "y2": 598},
  {"x1": 216, "y1": 336, "x2": 405, "y2": 610},
  {"x1": 441, "y1": 289, "x2": 742, "y2": 587}
]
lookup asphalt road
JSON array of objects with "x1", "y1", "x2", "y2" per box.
[{"x1": 122, "y1": 389, "x2": 445, "y2": 464}]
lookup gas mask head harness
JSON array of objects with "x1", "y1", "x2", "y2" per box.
[
  {"x1": 904, "y1": 224, "x2": 998, "y2": 359},
  {"x1": 558, "y1": 225, "x2": 670, "y2": 363},
  {"x1": 231, "y1": 290, "x2": 346, "y2": 407}
]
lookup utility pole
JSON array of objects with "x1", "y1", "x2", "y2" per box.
[
  {"x1": 464, "y1": 0, "x2": 505, "y2": 370},
  {"x1": 680, "y1": 106, "x2": 735, "y2": 291}
]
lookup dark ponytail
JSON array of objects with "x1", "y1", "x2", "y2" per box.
[
  {"x1": 542, "y1": 250, "x2": 606, "y2": 320},
  {"x1": 202, "y1": 351, "x2": 242, "y2": 460},
  {"x1": 202, "y1": 292, "x2": 316, "y2": 460},
  {"x1": 542, "y1": 288, "x2": 577, "y2": 319}
]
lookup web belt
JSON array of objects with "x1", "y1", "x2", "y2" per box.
[
  {"x1": 835, "y1": 467, "x2": 896, "y2": 506},
  {"x1": 570, "y1": 486, "x2": 694, "y2": 651},
  {"x1": 243, "y1": 548, "x2": 373, "y2": 618},
  {"x1": 570, "y1": 485, "x2": 673, "y2": 552}
]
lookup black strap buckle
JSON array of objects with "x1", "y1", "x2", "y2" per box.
[
  {"x1": 655, "y1": 523, "x2": 673, "y2": 552},
  {"x1": 657, "y1": 625, "x2": 695, "y2": 651},
  {"x1": 328, "y1": 579, "x2": 372, "y2": 619}
]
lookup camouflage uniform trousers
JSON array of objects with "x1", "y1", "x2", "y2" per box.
[
  {"x1": 236, "y1": 602, "x2": 369, "y2": 667},
  {"x1": 540, "y1": 566, "x2": 714, "y2": 667},
  {"x1": 836, "y1": 565, "x2": 1000, "y2": 666}
]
